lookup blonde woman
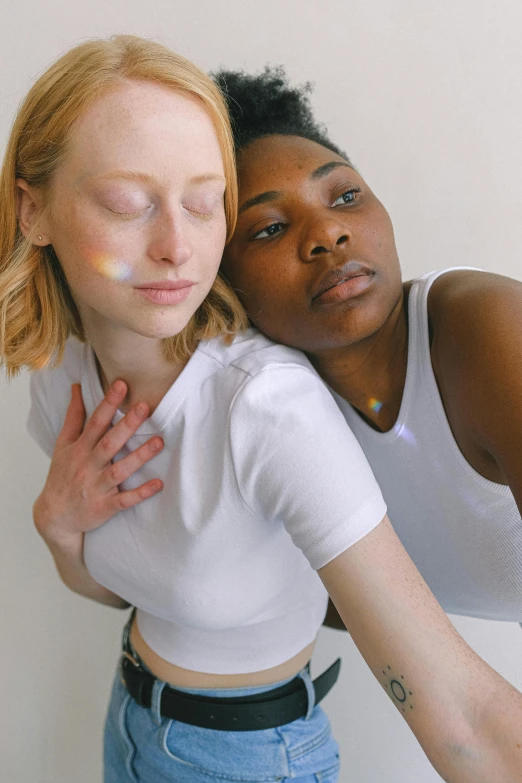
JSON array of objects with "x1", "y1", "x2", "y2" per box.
[{"x1": 2, "y1": 36, "x2": 522, "y2": 783}]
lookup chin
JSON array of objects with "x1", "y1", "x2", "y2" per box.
[
  {"x1": 129, "y1": 317, "x2": 193, "y2": 341},
  {"x1": 291, "y1": 311, "x2": 388, "y2": 354}
]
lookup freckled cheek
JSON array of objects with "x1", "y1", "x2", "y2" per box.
[
  {"x1": 255, "y1": 277, "x2": 297, "y2": 319},
  {"x1": 367, "y1": 207, "x2": 396, "y2": 252}
]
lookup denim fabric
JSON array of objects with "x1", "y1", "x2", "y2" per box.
[{"x1": 103, "y1": 664, "x2": 340, "y2": 783}]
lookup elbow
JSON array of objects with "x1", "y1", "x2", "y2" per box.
[
  {"x1": 422, "y1": 714, "x2": 522, "y2": 783},
  {"x1": 421, "y1": 725, "x2": 483, "y2": 782}
]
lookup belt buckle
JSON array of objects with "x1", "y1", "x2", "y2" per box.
[{"x1": 120, "y1": 649, "x2": 140, "y2": 685}]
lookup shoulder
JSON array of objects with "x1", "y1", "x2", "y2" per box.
[
  {"x1": 228, "y1": 341, "x2": 353, "y2": 451},
  {"x1": 195, "y1": 330, "x2": 328, "y2": 433},
  {"x1": 426, "y1": 269, "x2": 522, "y2": 375},
  {"x1": 31, "y1": 337, "x2": 85, "y2": 390},
  {"x1": 28, "y1": 337, "x2": 85, "y2": 455},
  {"x1": 29, "y1": 337, "x2": 84, "y2": 406},
  {"x1": 199, "y1": 327, "x2": 315, "y2": 380},
  {"x1": 427, "y1": 269, "x2": 522, "y2": 334}
]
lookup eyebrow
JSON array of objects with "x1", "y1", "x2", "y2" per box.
[
  {"x1": 90, "y1": 171, "x2": 226, "y2": 186},
  {"x1": 238, "y1": 190, "x2": 283, "y2": 215},
  {"x1": 237, "y1": 161, "x2": 354, "y2": 215},
  {"x1": 310, "y1": 161, "x2": 353, "y2": 180}
]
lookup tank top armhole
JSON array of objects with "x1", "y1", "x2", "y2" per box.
[{"x1": 414, "y1": 267, "x2": 512, "y2": 494}]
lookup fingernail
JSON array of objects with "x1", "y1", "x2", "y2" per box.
[
  {"x1": 150, "y1": 482, "x2": 162, "y2": 494},
  {"x1": 112, "y1": 380, "x2": 125, "y2": 395},
  {"x1": 148, "y1": 438, "x2": 162, "y2": 452}
]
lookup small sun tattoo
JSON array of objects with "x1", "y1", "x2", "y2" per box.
[{"x1": 381, "y1": 666, "x2": 413, "y2": 713}]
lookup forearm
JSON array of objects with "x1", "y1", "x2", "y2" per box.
[
  {"x1": 34, "y1": 498, "x2": 128, "y2": 609},
  {"x1": 435, "y1": 667, "x2": 522, "y2": 783},
  {"x1": 368, "y1": 614, "x2": 522, "y2": 782},
  {"x1": 331, "y1": 584, "x2": 522, "y2": 781},
  {"x1": 320, "y1": 519, "x2": 522, "y2": 782},
  {"x1": 45, "y1": 533, "x2": 129, "y2": 608}
]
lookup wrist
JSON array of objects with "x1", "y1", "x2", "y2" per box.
[{"x1": 33, "y1": 495, "x2": 81, "y2": 551}]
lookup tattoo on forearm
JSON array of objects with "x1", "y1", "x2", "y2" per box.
[{"x1": 381, "y1": 665, "x2": 413, "y2": 713}]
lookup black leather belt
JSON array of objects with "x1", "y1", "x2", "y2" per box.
[{"x1": 121, "y1": 652, "x2": 341, "y2": 732}]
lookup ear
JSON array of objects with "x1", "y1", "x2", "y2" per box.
[{"x1": 15, "y1": 179, "x2": 51, "y2": 245}]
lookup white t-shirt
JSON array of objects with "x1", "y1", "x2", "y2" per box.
[{"x1": 27, "y1": 329, "x2": 386, "y2": 674}]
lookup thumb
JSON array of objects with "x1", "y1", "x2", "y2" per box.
[{"x1": 57, "y1": 384, "x2": 86, "y2": 445}]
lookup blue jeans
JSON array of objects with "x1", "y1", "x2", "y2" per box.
[{"x1": 104, "y1": 662, "x2": 340, "y2": 782}]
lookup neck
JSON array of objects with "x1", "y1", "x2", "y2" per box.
[
  {"x1": 308, "y1": 291, "x2": 408, "y2": 432},
  {"x1": 86, "y1": 322, "x2": 187, "y2": 415}
]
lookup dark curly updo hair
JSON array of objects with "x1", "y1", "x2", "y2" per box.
[{"x1": 212, "y1": 65, "x2": 348, "y2": 160}]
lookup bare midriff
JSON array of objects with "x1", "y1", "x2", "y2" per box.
[{"x1": 129, "y1": 616, "x2": 316, "y2": 689}]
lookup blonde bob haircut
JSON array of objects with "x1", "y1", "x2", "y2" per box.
[{"x1": 0, "y1": 35, "x2": 247, "y2": 377}]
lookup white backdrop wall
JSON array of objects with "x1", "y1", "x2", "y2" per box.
[{"x1": 1, "y1": 2, "x2": 521, "y2": 781}]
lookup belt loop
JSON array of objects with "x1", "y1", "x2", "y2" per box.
[
  {"x1": 151, "y1": 679, "x2": 167, "y2": 726},
  {"x1": 298, "y1": 667, "x2": 316, "y2": 720}
]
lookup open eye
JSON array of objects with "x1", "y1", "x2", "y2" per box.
[
  {"x1": 331, "y1": 187, "x2": 361, "y2": 207},
  {"x1": 250, "y1": 222, "x2": 286, "y2": 240}
]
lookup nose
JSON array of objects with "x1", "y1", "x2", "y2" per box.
[
  {"x1": 148, "y1": 208, "x2": 193, "y2": 267},
  {"x1": 300, "y1": 217, "x2": 351, "y2": 263}
]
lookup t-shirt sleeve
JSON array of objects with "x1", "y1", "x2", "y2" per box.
[
  {"x1": 229, "y1": 364, "x2": 387, "y2": 570},
  {"x1": 26, "y1": 372, "x2": 56, "y2": 458}
]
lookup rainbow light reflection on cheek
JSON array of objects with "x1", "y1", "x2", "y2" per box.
[{"x1": 90, "y1": 252, "x2": 133, "y2": 282}]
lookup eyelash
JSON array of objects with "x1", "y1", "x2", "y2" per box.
[
  {"x1": 108, "y1": 207, "x2": 149, "y2": 219},
  {"x1": 108, "y1": 205, "x2": 215, "y2": 221},
  {"x1": 250, "y1": 187, "x2": 361, "y2": 240},
  {"x1": 184, "y1": 205, "x2": 215, "y2": 220},
  {"x1": 331, "y1": 186, "x2": 361, "y2": 207}
]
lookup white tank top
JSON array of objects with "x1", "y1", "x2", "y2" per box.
[{"x1": 332, "y1": 268, "x2": 522, "y2": 621}]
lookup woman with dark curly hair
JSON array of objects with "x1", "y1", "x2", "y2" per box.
[{"x1": 214, "y1": 65, "x2": 522, "y2": 630}]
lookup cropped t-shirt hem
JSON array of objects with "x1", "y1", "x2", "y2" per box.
[{"x1": 135, "y1": 606, "x2": 327, "y2": 675}]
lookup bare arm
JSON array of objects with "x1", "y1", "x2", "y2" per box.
[
  {"x1": 319, "y1": 516, "x2": 522, "y2": 783},
  {"x1": 36, "y1": 528, "x2": 129, "y2": 608},
  {"x1": 33, "y1": 381, "x2": 164, "y2": 608}
]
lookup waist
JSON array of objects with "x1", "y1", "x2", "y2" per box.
[{"x1": 130, "y1": 613, "x2": 316, "y2": 689}]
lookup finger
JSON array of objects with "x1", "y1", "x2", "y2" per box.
[
  {"x1": 92, "y1": 400, "x2": 150, "y2": 466},
  {"x1": 56, "y1": 384, "x2": 86, "y2": 446},
  {"x1": 106, "y1": 479, "x2": 163, "y2": 514},
  {"x1": 100, "y1": 437, "x2": 164, "y2": 491},
  {"x1": 80, "y1": 379, "x2": 128, "y2": 451}
]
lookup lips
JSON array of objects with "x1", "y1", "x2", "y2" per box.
[
  {"x1": 311, "y1": 260, "x2": 373, "y2": 302},
  {"x1": 135, "y1": 280, "x2": 194, "y2": 290},
  {"x1": 135, "y1": 279, "x2": 195, "y2": 305}
]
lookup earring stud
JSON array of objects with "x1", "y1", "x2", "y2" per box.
[{"x1": 37, "y1": 235, "x2": 43, "y2": 242}]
